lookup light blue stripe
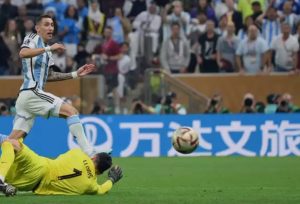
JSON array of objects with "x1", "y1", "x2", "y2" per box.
[
  {"x1": 43, "y1": 54, "x2": 49, "y2": 90},
  {"x1": 35, "y1": 37, "x2": 43, "y2": 89},
  {"x1": 268, "y1": 21, "x2": 273, "y2": 46},
  {"x1": 22, "y1": 59, "x2": 30, "y2": 89},
  {"x1": 67, "y1": 115, "x2": 81, "y2": 126}
]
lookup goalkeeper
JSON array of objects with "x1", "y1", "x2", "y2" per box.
[{"x1": 0, "y1": 135, "x2": 122, "y2": 196}]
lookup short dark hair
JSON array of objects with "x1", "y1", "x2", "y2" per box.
[
  {"x1": 36, "y1": 14, "x2": 53, "y2": 24},
  {"x1": 94, "y1": 152, "x2": 112, "y2": 174},
  {"x1": 251, "y1": 1, "x2": 261, "y2": 7},
  {"x1": 171, "y1": 21, "x2": 180, "y2": 28}
]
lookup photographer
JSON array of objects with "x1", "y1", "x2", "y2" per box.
[
  {"x1": 205, "y1": 94, "x2": 229, "y2": 114},
  {"x1": 130, "y1": 99, "x2": 154, "y2": 114},
  {"x1": 0, "y1": 102, "x2": 9, "y2": 116},
  {"x1": 276, "y1": 94, "x2": 293, "y2": 113},
  {"x1": 240, "y1": 93, "x2": 256, "y2": 113}
]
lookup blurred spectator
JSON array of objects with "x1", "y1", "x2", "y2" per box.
[
  {"x1": 98, "y1": 0, "x2": 125, "y2": 18},
  {"x1": 26, "y1": 0, "x2": 44, "y2": 18},
  {"x1": 225, "y1": 0, "x2": 243, "y2": 34},
  {"x1": 216, "y1": 14, "x2": 228, "y2": 37},
  {"x1": 238, "y1": 0, "x2": 265, "y2": 21},
  {"x1": 216, "y1": 22, "x2": 239, "y2": 72},
  {"x1": 198, "y1": 20, "x2": 219, "y2": 73},
  {"x1": 294, "y1": 21, "x2": 300, "y2": 70},
  {"x1": 271, "y1": 22, "x2": 299, "y2": 72},
  {"x1": 58, "y1": 5, "x2": 80, "y2": 57},
  {"x1": 190, "y1": 0, "x2": 216, "y2": 23},
  {"x1": 256, "y1": 6, "x2": 281, "y2": 47},
  {"x1": 0, "y1": 102, "x2": 9, "y2": 116},
  {"x1": 163, "y1": 1, "x2": 191, "y2": 40},
  {"x1": 236, "y1": 25, "x2": 268, "y2": 74},
  {"x1": 0, "y1": 0, "x2": 18, "y2": 32},
  {"x1": 127, "y1": 0, "x2": 147, "y2": 20},
  {"x1": 74, "y1": 43, "x2": 90, "y2": 67},
  {"x1": 0, "y1": 35, "x2": 11, "y2": 75},
  {"x1": 160, "y1": 22, "x2": 190, "y2": 74},
  {"x1": 117, "y1": 42, "x2": 131, "y2": 100},
  {"x1": 22, "y1": 19, "x2": 35, "y2": 39},
  {"x1": 52, "y1": 48, "x2": 68, "y2": 72},
  {"x1": 83, "y1": 0, "x2": 105, "y2": 53},
  {"x1": 278, "y1": 0, "x2": 298, "y2": 33},
  {"x1": 131, "y1": 1, "x2": 161, "y2": 68},
  {"x1": 44, "y1": 0, "x2": 68, "y2": 22},
  {"x1": 94, "y1": 26, "x2": 121, "y2": 111},
  {"x1": 114, "y1": 7, "x2": 131, "y2": 42},
  {"x1": 265, "y1": 93, "x2": 279, "y2": 113},
  {"x1": 240, "y1": 93, "x2": 256, "y2": 113},
  {"x1": 0, "y1": 19, "x2": 22, "y2": 75},
  {"x1": 187, "y1": 14, "x2": 206, "y2": 73},
  {"x1": 107, "y1": 8, "x2": 126, "y2": 44},
  {"x1": 76, "y1": 0, "x2": 88, "y2": 30},
  {"x1": 250, "y1": 1, "x2": 263, "y2": 22},
  {"x1": 237, "y1": 16, "x2": 254, "y2": 41},
  {"x1": 15, "y1": 5, "x2": 31, "y2": 38},
  {"x1": 277, "y1": 0, "x2": 300, "y2": 15},
  {"x1": 205, "y1": 94, "x2": 229, "y2": 113}
]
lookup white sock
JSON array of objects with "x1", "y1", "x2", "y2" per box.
[
  {"x1": 67, "y1": 115, "x2": 94, "y2": 156},
  {"x1": 0, "y1": 175, "x2": 5, "y2": 182}
]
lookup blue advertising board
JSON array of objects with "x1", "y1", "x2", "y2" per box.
[{"x1": 0, "y1": 114, "x2": 300, "y2": 157}]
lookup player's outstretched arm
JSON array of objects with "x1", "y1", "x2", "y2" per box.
[
  {"x1": 96, "y1": 166, "x2": 123, "y2": 195},
  {"x1": 19, "y1": 43, "x2": 65, "y2": 58},
  {"x1": 47, "y1": 64, "x2": 96, "y2": 82}
]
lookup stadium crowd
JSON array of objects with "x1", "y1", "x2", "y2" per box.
[{"x1": 0, "y1": 0, "x2": 300, "y2": 114}]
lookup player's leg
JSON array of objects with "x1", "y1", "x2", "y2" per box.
[
  {"x1": 0, "y1": 139, "x2": 17, "y2": 196},
  {"x1": 31, "y1": 88, "x2": 94, "y2": 156},
  {"x1": 59, "y1": 103, "x2": 94, "y2": 156},
  {"x1": 8, "y1": 90, "x2": 35, "y2": 140}
]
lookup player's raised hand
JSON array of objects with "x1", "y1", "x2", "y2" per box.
[
  {"x1": 77, "y1": 64, "x2": 96, "y2": 77},
  {"x1": 108, "y1": 165, "x2": 123, "y2": 184},
  {"x1": 50, "y1": 43, "x2": 65, "y2": 52}
]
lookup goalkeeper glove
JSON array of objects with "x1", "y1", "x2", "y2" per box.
[{"x1": 108, "y1": 165, "x2": 123, "y2": 184}]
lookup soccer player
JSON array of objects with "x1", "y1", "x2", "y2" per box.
[
  {"x1": 7, "y1": 15, "x2": 96, "y2": 162},
  {"x1": 0, "y1": 137, "x2": 123, "y2": 196}
]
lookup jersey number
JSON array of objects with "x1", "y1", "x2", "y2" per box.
[{"x1": 58, "y1": 168, "x2": 82, "y2": 180}]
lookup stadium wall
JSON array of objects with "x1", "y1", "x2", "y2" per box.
[
  {"x1": 177, "y1": 74, "x2": 300, "y2": 112},
  {"x1": 0, "y1": 114, "x2": 299, "y2": 157}
]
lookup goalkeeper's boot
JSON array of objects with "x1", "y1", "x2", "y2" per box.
[{"x1": 0, "y1": 179, "x2": 17, "y2": 197}]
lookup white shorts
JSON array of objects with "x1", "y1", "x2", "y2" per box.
[{"x1": 13, "y1": 89, "x2": 64, "y2": 133}]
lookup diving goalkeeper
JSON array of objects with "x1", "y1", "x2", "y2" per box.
[{"x1": 0, "y1": 136, "x2": 122, "y2": 196}]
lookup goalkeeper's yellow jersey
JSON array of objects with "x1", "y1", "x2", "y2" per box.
[
  {"x1": 34, "y1": 148, "x2": 113, "y2": 195},
  {"x1": 6, "y1": 144, "x2": 112, "y2": 195}
]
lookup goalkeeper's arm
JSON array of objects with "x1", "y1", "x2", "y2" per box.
[{"x1": 97, "y1": 166, "x2": 123, "y2": 195}]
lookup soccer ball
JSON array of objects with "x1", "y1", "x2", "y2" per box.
[{"x1": 172, "y1": 127, "x2": 199, "y2": 154}]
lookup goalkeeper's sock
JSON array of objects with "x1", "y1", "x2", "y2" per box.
[
  {"x1": 67, "y1": 115, "x2": 94, "y2": 156},
  {"x1": 0, "y1": 141, "x2": 15, "y2": 179}
]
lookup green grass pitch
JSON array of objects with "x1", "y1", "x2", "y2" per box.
[{"x1": 1, "y1": 157, "x2": 300, "y2": 204}]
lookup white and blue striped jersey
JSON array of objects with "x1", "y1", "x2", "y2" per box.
[
  {"x1": 20, "y1": 33, "x2": 54, "y2": 91},
  {"x1": 262, "y1": 19, "x2": 281, "y2": 46}
]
